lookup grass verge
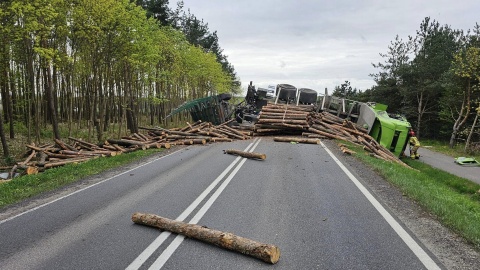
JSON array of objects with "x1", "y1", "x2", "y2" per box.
[
  {"x1": 0, "y1": 148, "x2": 164, "y2": 209},
  {"x1": 351, "y1": 144, "x2": 480, "y2": 249}
]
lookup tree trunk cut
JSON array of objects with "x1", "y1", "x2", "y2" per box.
[
  {"x1": 131, "y1": 212, "x2": 280, "y2": 264},
  {"x1": 223, "y1": 149, "x2": 266, "y2": 160},
  {"x1": 273, "y1": 137, "x2": 320, "y2": 144}
]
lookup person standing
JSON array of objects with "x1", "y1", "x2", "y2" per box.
[{"x1": 409, "y1": 129, "x2": 421, "y2": 159}]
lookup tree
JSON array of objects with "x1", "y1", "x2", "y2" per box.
[
  {"x1": 332, "y1": 81, "x2": 359, "y2": 99},
  {"x1": 465, "y1": 103, "x2": 480, "y2": 151},
  {"x1": 441, "y1": 46, "x2": 480, "y2": 147},
  {"x1": 370, "y1": 35, "x2": 413, "y2": 114},
  {"x1": 134, "y1": 0, "x2": 171, "y2": 25},
  {"x1": 405, "y1": 17, "x2": 462, "y2": 138}
]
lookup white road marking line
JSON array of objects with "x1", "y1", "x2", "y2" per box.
[
  {"x1": 148, "y1": 151, "x2": 254, "y2": 269},
  {"x1": 126, "y1": 138, "x2": 260, "y2": 270},
  {"x1": 320, "y1": 141, "x2": 441, "y2": 270}
]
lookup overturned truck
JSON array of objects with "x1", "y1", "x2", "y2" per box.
[{"x1": 167, "y1": 83, "x2": 412, "y2": 158}]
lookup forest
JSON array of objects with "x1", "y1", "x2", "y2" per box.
[
  {"x1": 0, "y1": 0, "x2": 480, "y2": 164},
  {"x1": 0, "y1": 0, "x2": 240, "y2": 163},
  {"x1": 333, "y1": 18, "x2": 480, "y2": 150}
]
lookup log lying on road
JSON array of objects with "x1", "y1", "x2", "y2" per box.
[
  {"x1": 131, "y1": 212, "x2": 280, "y2": 264},
  {"x1": 223, "y1": 149, "x2": 266, "y2": 160},
  {"x1": 273, "y1": 137, "x2": 320, "y2": 144}
]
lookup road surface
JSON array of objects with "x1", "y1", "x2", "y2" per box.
[
  {"x1": 418, "y1": 147, "x2": 479, "y2": 185},
  {"x1": 0, "y1": 138, "x2": 443, "y2": 269}
]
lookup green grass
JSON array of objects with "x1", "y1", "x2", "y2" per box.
[
  {"x1": 0, "y1": 148, "x2": 164, "y2": 209},
  {"x1": 351, "y1": 144, "x2": 480, "y2": 249}
]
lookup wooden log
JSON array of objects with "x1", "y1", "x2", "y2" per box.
[
  {"x1": 159, "y1": 143, "x2": 171, "y2": 149},
  {"x1": 23, "y1": 166, "x2": 39, "y2": 175},
  {"x1": 257, "y1": 118, "x2": 308, "y2": 125},
  {"x1": 218, "y1": 125, "x2": 247, "y2": 138},
  {"x1": 19, "y1": 150, "x2": 36, "y2": 166},
  {"x1": 260, "y1": 108, "x2": 310, "y2": 114},
  {"x1": 187, "y1": 122, "x2": 211, "y2": 133},
  {"x1": 223, "y1": 149, "x2": 266, "y2": 160},
  {"x1": 54, "y1": 138, "x2": 77, "y2": 151},
  {"x1": 26, "y1": 144, "x2": 57, "y2": 152},
  {"x1": 255, "y1": 128, "x2": 285, "y2": 133},
  {"x1": 215, "y1": 128, "x2": 245, "y2": 140},
  {"x1": 132, "y1": 133, "x2": 148, "y2": 142},
  {"x1": 43, "y1": 157, "x2": 93, "y2": 168},
  {"x1": 259, "y1": 114, "x2": 308, "y2": 120},
  {"x1": 308, "y1": 127, "x2": 347, "y2": 141},
  {"x1": 273, "y1": 137, "x2": 320, "y2": 144},
  {"x1": 210, "y1": 138, "x2": 233, "y2": 142},
  {"x1": 192, "y1": 139, "x2": 207, "y2": 145},
  {"x1": 68, "y1": 137, "x2": 100, "y2": 150},
  {"x1": 265, "y1": 104, "x2": 314, "y2": 112},
  {"x1": 131, "y1": 212, "x2": 280, "y2": 264},
  {"x1": 107, "y1": 139, "x2": 147, "y2": 147},
  {"x1": 274, "y1": 123, "x2": 308, "y2": 130},
  {"x1": 60, "y1": 150, "x2": 104, "y2": 157},
  {"x1": 197, "y1": 130, "x2": 226, "y2": 138},
  {"x1": 216, "y1": 118, "x2": 235, "y2": 127}
]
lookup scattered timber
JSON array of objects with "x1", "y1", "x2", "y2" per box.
[
  {"x1": 131, "y1": 212, "x2": 280, "y2": 264},
  {"x1": 273, "y1": 137, "x2": 320, "y2": 144},
  {"x1": 223, "y1": 149, "x2": 266, "y2": 160},
  {"x1": 1, "y1": 104, "x2": 411, "y2": 181},
  {"x1": 1, "y1": 120, "x2": 254, "y2": 181}
]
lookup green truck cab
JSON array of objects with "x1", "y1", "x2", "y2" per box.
[{"x1": 356, "y1": 102, "x2": 411, "y2": 157}]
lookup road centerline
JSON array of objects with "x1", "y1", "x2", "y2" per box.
[
  {"x1": 146, "y1": 138, "x2": 262, "y2": 270},
  {"x1": 126, "y1": 138, "x2": 261, "y2": 270}
]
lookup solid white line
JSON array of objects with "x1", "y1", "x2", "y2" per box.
[
  {"x1": 126, "y1": 138, "x2": 259, "y2": 270},
  {"x1": 0, "y1": 150, "x2": 183, "y2": 225},
  {"x1": 147, "y1": 139, "x2": 262, "y2": 270},
  {"x1": 320, "y1": 141, "x2": 441, "y2": 270}
]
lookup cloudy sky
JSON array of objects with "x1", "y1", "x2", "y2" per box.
[{"x1": 169, "y1": 0, "x2": 480, "y2": 94}]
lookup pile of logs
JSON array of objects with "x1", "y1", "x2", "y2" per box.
[
  {"x1": 0, "y1": 120, "x2": 252, "y2": 182},
  {"x1": 139, "y1": 119, "x2": 251, "y2": 145},
  {"x1": 237, "y1": 103, "x2": 405, "y2": 166},
  {"x1": 307, "y1": 111, "x2": 407, "y2": 166},
  {"x1": 251, "y1": 104, "x2": 315, "y2": 135}
]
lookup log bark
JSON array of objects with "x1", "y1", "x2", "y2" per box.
[
  {"x1": 43, "y1": 157, "x2": 93, "y2": 168},
  {"x1": 223, "y1": 149, "x2": 266, "y2": 160},
  {"x1": 273, "y1": 137, "x2": 320, "y2": 144},
  {"x1": 257, "y1": 118, "x2": 308, "y2": 125},
  {"x1": 107, "y1": 139, "x2": 146, "y2": 148},
  {"x1": 131, "y1": 212, "x2": 280, "y2": 264}
]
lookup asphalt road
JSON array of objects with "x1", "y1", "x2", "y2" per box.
[
  {"x1": 0, "y1": 138, "x2": 443, "y2": 269},
  {"x1": 418, "y1": 147, "x2": 479, "y2": 185}
]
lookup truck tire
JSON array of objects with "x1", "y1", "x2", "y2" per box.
[
  {"x1": 298, "y1": 88, "x2": 317, "y2": 104},
  {"x1": 277, "y1": 84, "x2": 297, "y2": 101}
]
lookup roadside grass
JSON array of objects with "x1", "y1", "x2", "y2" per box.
[
  {"x1": 0, "y1": 148, "x2": 163, "y2": 209},
  {"x1": 350, "y1": 145, "x2": 480, "y2": 249}
]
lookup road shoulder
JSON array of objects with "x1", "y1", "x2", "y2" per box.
[{"x1": 323, "y1": 139, "x2": 480, "y2": 270}]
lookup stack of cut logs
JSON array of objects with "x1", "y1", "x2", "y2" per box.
[
  {"x1": 236, "y1": 103, "x2": 406, "y2": 166},
  {"x1": 252, "y1": 104, "x2": 315, "y2": 135},
  {"x1": 0, "y1": 120, "x2": 252, "y2": 181}
]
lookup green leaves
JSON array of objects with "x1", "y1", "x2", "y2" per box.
[{"x1": 452, "y1": 47, "x2": 480, "y2": 80}]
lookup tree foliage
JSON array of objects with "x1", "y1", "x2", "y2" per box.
[
  {"x1": 0, "y1": 0, "x2": 237, "y2": 160},
  {"x1": 368, "y1": 17, "x2": 480, "y2": 149}
]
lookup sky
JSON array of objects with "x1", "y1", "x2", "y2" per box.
[{"x1": 169, "y1": 0, "x2": 480, "y2": 94}]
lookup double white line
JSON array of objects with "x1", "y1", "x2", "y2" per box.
[{"x1": 126, "y1": 138, "x2": 262, "y2": 270}]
